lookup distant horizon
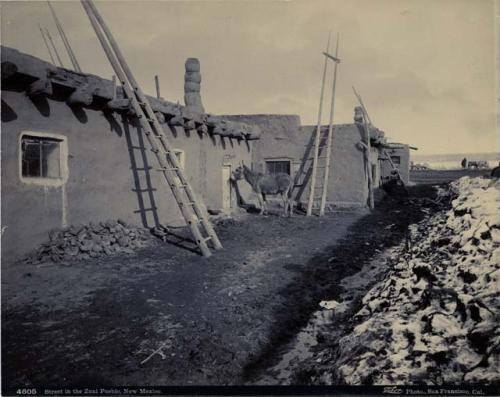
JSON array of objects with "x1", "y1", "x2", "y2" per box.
[{"x1": 413, "y1": 151, "x2": 499, "y2": 159}]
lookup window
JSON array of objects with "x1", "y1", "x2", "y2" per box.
[
  {"x1": 20, "y1": 132, "x2": 68, "y2": 185},
  {"x1": 390, "y1": 156, "x2": 401, "y2": 165},
  {"x1": 266, "y1": 160, "x2": 290, "y2": 175},
  {"x1": 172, "y1": 149, "x2": 185, "y2": 169}
]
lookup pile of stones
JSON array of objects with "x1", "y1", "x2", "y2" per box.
[
  {"x1": 318, "y1": 176, "x2": 499, "y2": 385},
  {"x1": 24, "y1": 220, "x2": 154, "y2": 265}
]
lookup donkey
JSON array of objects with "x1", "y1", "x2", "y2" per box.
[{"x1": 232, "y1": 163, "x2": 293, "y2": 216}]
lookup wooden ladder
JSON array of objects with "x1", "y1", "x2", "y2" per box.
[
  {"x1": 307, "y1": 35, "x2": 340, "y2": 216},
  {"x1": 81, "y1": 0, "x2": 222, "y2": 257}
]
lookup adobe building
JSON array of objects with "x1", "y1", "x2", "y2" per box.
[{"x1": 1, "y1": 46, "x2": 258, "y2": 263}]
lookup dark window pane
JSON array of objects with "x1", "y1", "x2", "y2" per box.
[
  {"x1": 391, "y1": 156, "x2": 401, "y2": 165},
  {"x1": 266, "y1": 161, "x2": 290, "y2": 175},
  {"x1": 22, "y1": 141, "x2": 41, "y2": 177}
]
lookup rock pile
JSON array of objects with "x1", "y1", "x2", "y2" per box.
[
  {"x1": 329, "y1": 177, "x2": 499, "y2": 384},
  {"x1": 24, "y1": 220, "x2": 153, "y2": 265}
]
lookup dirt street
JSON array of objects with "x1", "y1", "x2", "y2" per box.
[{"x1": 2, "y1": 187, "x2": 436, "y2": 388}]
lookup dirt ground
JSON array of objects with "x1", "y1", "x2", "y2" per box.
[{"x1": 2, "y1": 186, "x2": 437, "y2": 389}]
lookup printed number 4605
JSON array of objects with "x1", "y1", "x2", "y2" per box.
[{"x1": 16, "y1": 389, "x2": 37, "y2": 395}]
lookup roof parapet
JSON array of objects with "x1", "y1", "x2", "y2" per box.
[{"x1": 1, "y1": 46, "x2": 260, "y2": 140}]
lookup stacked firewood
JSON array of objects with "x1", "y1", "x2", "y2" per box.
[{"x1": 24, "y1": 220, "x2": 153, "y2": 265}]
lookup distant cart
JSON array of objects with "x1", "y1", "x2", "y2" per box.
[
  {"x1": 467, "y1": 160, "x2": 489, "y2": 169},
  {"x1": 410, "y1": 162, "x2": 430, "y2": 170}
]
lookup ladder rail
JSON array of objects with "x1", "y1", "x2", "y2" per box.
[
  {"x1": 307, "y1": 32, "x2": 331, "y2": 216},
  {"x1": 352, "y1": 87, "x2": 375, "y2": 210},
  {"x1": 127, "y1": 81, "x2": 222, "y2": 250},
  {"x1": 319, "y1": 35, "x2": 340, "y2": 216},
  {"x1": 81, "y1": 0, "x2": 221, "y2": 256}
]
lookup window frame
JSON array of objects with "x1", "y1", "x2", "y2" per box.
[
  {"x1": 172, "y1": 149, "x2": 185, "y2": 169},
  {"x1": 19, "y1": 131, "x2": 68, "y2": 187},
  {"x1": 265, "y1": 160, "x2": 291, "y2": 175},
  {"x1": 390, "y1": 155, "x2": 401, "y2": 166}
]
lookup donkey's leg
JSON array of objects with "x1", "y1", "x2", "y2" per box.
[
  {"x1": 257, "y1": 193, "x2": 265, "y2": 215},
  {"x1": 284, "y1": 187, "x2": 293, "y2": 217},
  {"x1": 281, "y1": 193, "x2": 288, "y2": 217}
]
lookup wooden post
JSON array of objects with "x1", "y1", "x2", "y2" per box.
[
  {"x1": 44, "y1": 28, "x2": 64, "y2": 68},
  {"x1": 111, "y1": 75, "x2": 117, "y2": 99},
  {"x1": 319, "y1": 35, "x2": 340, "y2": 216},
  {"x1": 353, "y1": 87, "x2": 375, "y2": 210},
  {"x1": 48, "y1": 1, "x2": 82, "y2": 72},
  {"x1": 307, "y1": 32, "x2": 331, "y2": 216},
  {"x1": 155, "y1": 75, "x2": 161, "y2": 99},
  {"x1": 39, "y1": 25, "x2": 56, "y2": 65}
]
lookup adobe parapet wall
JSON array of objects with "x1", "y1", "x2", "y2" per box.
[{"x1": 1, "y1": 46, "x2": 261, "y2": 140}]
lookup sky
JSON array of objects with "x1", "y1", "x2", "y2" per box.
[{"x1": 1, "y1": 0, "x2": 497, "y2": 155}]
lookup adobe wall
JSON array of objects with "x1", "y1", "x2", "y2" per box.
[
  {"x1": 221, "y1": 114, "x2": 304, "y2": 171},
  {"x1": 222, "y1": 114, "x2": 374, "y2": 207},
  {"x1": 380, "y1": 145, "x2": 410, "y2": 184},
  {"x1": 299, "y1": 124, "x2": 372, "y2": 207},
  {"x1": 1, "y1": 90, "x2": 252, "y2": 264}
]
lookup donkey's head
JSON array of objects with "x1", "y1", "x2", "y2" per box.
[
  {"x1": 232, "y1": 161, "x2": 251, "y2": 181},
  {"x1": 232, "y1": 166, "x2": 244, "y2": 180}
]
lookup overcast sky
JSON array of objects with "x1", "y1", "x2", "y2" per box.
[{"x1": 1, "y1": 0, "x2": 496, "y2": 155}]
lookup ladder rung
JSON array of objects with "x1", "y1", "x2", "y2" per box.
[
  {"x1": 199, "y1": 236, "x2": 212, "y2": 243},
  {"x1": 309, "y1": 155, "x2": 328, "y2": 160},
  {"x1": 134, "y1": 207, "x2": 157, "y2": 213},
  {"x1": 180, "y1": 201, "x2": 196, "y2": 206},
  {"x1": 132, "y1": 188, "x2": 157, "y2": 193},
  {"x1": 158, "y1": 167, "x2": 179, "y2": 172}
]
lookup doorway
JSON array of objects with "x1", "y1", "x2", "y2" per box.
[{"x1": 222, "y1": 165, "x2": 232, "y2": 211}]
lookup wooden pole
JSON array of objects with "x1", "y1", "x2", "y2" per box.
[
  {"x1": 155, "y1": 75, "x2": 161, "y2": 99},
  {"x1": 47, "y1": 1, "x2": 82, "y2": 72},
  {"x1": 352, "y1": 87, "x2": 374, "y2": 210},
  {"x1": 39, "y1": 24, "x2": 56, "y2": 65},
  {"x1": 319, "y1": 34, "x2": 340, "y2": 216},
  {"x1": 44, "y1": 28, "x2": 64, "y2": 67},
  {"x1": 307, "y1": 32, "x2": 331, "y2": 216},
  {"x1": 111, "y1": 75, "x2": 117, "y2": 99}
]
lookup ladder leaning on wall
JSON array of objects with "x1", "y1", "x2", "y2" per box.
[
  {"x1": 80, "y1": 0, "x2": 222, "y2": 257},
  {"x1": 306, "y1": 34, "x2": 341, "y2": 216}
]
